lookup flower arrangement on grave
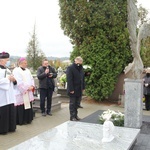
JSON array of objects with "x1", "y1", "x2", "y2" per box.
[
  {"x1": 59, "y1": 74, "x2": 66, "y2": 88},
  {"x1": 142, "y1": 97, "x2": 145, "y2": 102},
  {"x1": 83, "y1": 65, "x2": 92, "y2": 76},
  {"x1": 99, "y1": 109, "x2": 124, "y2": 127}
]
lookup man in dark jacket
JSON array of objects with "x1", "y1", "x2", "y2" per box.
[
  {"x1": 37, "y1": 59, "x2": 57, "y2": 116},
  {"x1": 66, "y1": 56, "x2": 85, "y2": 121},
  {"x1": 143, "y1": 67, "x2": 150, "y2": 111}
]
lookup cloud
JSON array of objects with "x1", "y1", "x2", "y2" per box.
[
  {"x1": 0, "y1": 0, "x2": 73, "y2": 57},
  {"x1": 0, "y1": 0, "x2": 149, "y2": 57},
  {"x1": 137, "y1": 0, "x2": 150, "y2": 11}
]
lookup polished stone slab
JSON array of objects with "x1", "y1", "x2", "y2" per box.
[{"x1": 9, "y1": 121, "x2": 140, "y2": 150}]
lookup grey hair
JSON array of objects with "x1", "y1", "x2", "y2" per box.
[
  {"x1": 74, "y1": 56, "x2": 83, "y2": 62},
  {"x1": 146, "y1": 67, "x2": 150, "y2": 73}
]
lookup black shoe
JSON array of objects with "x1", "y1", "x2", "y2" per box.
[
  {"x1": 78, "y1": 105, "x2": 83, "y2": 108},
  {"x1": 42, "y1": 112, "x2": 46, "y2": 116},
  {"x1": 0, "y1": 132, "x2": 7, "y2": 135},
  {"x1": 70, "y1": 118, "x2": 77, "y2": 121},
  {"x1": 23, "y1": 122, "x2": 27, "y2": 125},
  {"x1": 76, "y1": 116, "x2": 81, "y2": 120},
  {"x1": 47, "y1": 112, "x2": 52, "y2": 116}
]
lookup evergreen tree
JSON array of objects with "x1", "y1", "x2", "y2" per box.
[
  {"x1": 59, "y1": 0, "x2": 132, "y2": 100},
  {"x1": 138, "y1": 5, "x2": 149, "y2": 26},
  {"x1": 141, "y1": 37, "x2": 150, "y2": 68},
  {"x1": 26, "y1": 24, "x2": 45, "y2": 71},
  {"x1": 138, "y1": 6, "x2": 150, "y2": 68}
]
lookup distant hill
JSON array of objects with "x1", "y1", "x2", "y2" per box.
[
  {"x1": 10, "y1": 56, "x2": 20, "y2": 59},
  {"x1": 47, "y1": 56, "x2": 70, "y2": 61},
  {"x1": 10, "y1": 56, "x2": 70, "y2": 62},
  {"x1": 9, "y1": 56, "x2": 20, "y2": 65}
]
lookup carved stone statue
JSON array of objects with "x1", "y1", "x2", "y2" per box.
[
  {"x1": 102, "y1": 114, "x2": 114, "y2": 143},
  {"x1": 102, "y1": 120, "x2": 114, "y2": 142},
  {"x1": 57, "y1": 67, "x2": 63, "y2": 78},
  {"x1": 124, "y1": 0, "x2": 150, "y2": 79}
]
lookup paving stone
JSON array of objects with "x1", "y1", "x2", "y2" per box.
[{"x1": 1, "y1": 98, "x2": 150, "y2": 150}]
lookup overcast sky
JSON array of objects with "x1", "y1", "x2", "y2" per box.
[{"x1": 0, "y1": 0, "x2": 149, "y2": 58}]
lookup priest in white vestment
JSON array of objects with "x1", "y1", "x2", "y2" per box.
[
  {"x1": 13, "y1": 57, "x2": 35, "y2": 125},
  {"x1": 0, "y1": 52, "x2": 17, "y2": 134}
]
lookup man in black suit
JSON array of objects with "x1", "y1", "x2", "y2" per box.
[
  {"x1": 66, "y1": 56, "x2": 85, "y2": 121},
  {"x1": 37, "y1": 59, "x2": 57, "y2": 116}
]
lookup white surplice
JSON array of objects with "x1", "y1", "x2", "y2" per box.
[
  {"x1": 0, "y1": 68, "x2": 16, "y2": 107},
  {"x1": 13, "y1": 67, "x2": 35, "y2": 108}
]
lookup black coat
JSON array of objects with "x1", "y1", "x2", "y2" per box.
[
  {"x1": 143, "y1": 74, "x2": 150, "y2": 95},
  {"x1": 37, "y1": 65, "x2": 57, "y2": 90},
  {"x1": 66, "y1": 63, "x2": 85, "y2": 97}
]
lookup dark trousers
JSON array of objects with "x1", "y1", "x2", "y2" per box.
[
  {"x1": 40, "y1": 88, "x2": 53, "y2": 113},
  {"x1": 145, "y1": 95, "x2": 150, "y2": 110},
  {"x1": 77, "y1": 97, "x2": 82, "y2": 107},
  {"x1": 69, "y1": 96, "x2": 81, "y2": 120}
]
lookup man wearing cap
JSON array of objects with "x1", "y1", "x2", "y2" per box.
[
  {"x1": 13, "y1": 57, "x2": 35, "y2": 125},
  {"x1": 143, "y1": 67, "x2": 150, "y2": 111},
  {"x1": 66, "y1": 56, "x2": 85, "y2": 121},
  {"x1": 0, "y1": 52, "x2": 17, "y2": 134}
]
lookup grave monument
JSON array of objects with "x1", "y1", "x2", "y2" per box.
[{"x1": 124, "y1": 0, "x2": 150, "y2": 128}]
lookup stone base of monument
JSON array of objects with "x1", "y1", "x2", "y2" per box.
[
  {"x1": 33, "y1": 93, "x2": 61, "y2": 112},
  {"x1": 9, "y1": 121, "x2": 140, "y2": 150},
  {"x1": 124, "y1": 79, "x2": 143, "y2": 128},
  {"x1": 57, "y1": 88, "x2": 68, "y2": 98}
]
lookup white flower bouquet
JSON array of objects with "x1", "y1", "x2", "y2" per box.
[
  {"x1": 59, "y1": 74, "x2": 66, "y2": 88},
  {"x1": 99, "y1": 109, "x2": 124, "y2": 126},
  {"x1": 83, "y1": 65, "x2": 91, "y2": 70},
  {"x1": 83, "y1": 65, "x2": 92, "y2": 76}
]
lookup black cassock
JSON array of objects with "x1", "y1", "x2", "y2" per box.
[
  {"x1": 0, "y1": 104, "x2": 16, "y2": 134},
  {"x1": 16, "y1": 102, "x2": 33, "y2": 125},
  {"x1": 0, "y1": 65, "x2": 16, "y2": 134}
]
